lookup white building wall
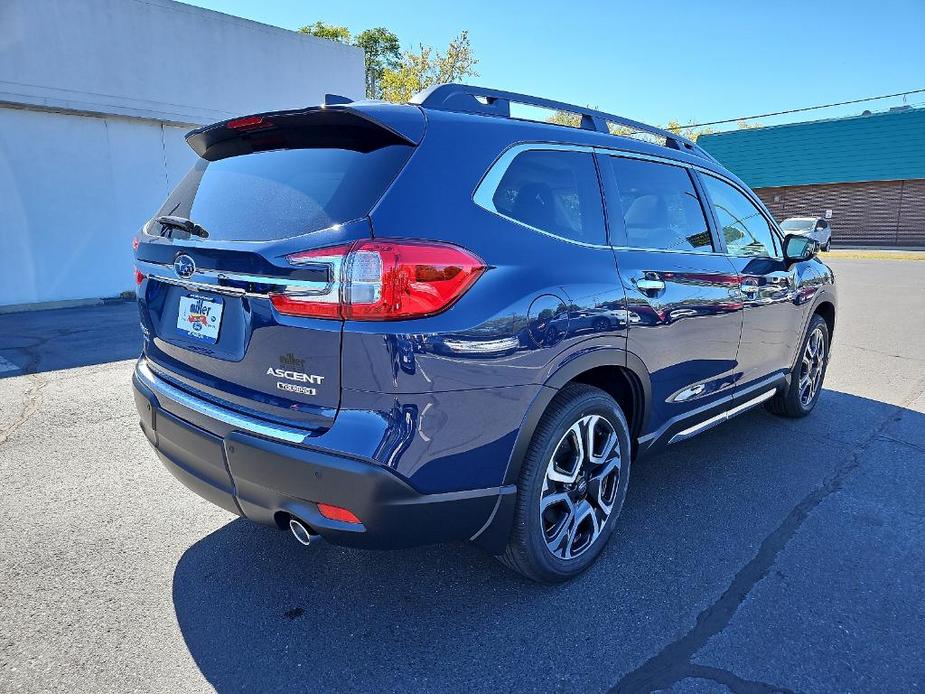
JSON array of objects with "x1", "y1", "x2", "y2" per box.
[{"x1": 0, "y1": 0, "x2": 364, "y2": 308}]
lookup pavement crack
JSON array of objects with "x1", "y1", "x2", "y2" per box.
[
  {"x1": 0, "y1": 374, "x2": 47, "y2": 447},
  {"x1": 838, "y1": 342, "x2": 925, "y2": 364},
  {"x1": 610, "y1": 400, "x2": 909, "y2": 694},
  {"x1": 874, "y1": 433, "x2": 925, "y2": 454},
  {"x1": 684, "y1": 664, "x2": 795, "y2": 693}
]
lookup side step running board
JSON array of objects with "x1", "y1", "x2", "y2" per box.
[{"x1": 669, "y1": 389, "x2": 777, "y2": 445}]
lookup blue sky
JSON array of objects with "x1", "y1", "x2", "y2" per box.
[{"x1": 181, "y1": 0, "x2": 925, "y2": 130}]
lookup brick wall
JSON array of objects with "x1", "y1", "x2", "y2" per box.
[{"x1": 754, "y1": 179, "x2": 925, "y2": 247}]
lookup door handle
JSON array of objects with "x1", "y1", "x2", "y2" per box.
[{"x1": 637, "y1": 278, "x2": 665, "y2": 292}]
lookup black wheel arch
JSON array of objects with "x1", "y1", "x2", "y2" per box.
[{"x1": 500, "y1": 347, "x2": 650, "y2": 488}]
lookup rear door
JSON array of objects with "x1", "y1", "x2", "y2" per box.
[
  {"x1": 599, "y1": 154, "x2": 743, "y2": 428},
  {"x1": 698, "y1": 173, "x2": 804, "y2": 388},
  {"x1": 134, "y1": 109, "x2": 417, "y2": 429}
]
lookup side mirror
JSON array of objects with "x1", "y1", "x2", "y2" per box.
[{"x1": 784, "y1": 234, "x2": 817, "y2": 264}]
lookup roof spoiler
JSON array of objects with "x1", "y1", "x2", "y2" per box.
[{"x1": 186, "y1": 102, "x2": 425, "y2": 160}]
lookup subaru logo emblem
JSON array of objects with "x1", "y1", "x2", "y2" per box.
[{"x1": 174, "y1": 254, "x2": 196, "y2": 279}]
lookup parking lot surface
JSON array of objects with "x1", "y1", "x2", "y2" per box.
[{"x1": 1, "y1": 259, "x2": 923, "y2": 693}]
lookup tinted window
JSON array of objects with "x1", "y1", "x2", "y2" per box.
[
  {"x1": 605, "y1": 156, "x2": 712, "y2": 252},
  {"x1": 157, "y1": 145, "x2": 412, "y2": 241},
  {"x1": 490, "y1": 150, "x2": 606, "y2": 244},
  {"x1": 702, "y1": 175, "x2": 781, "y2": 258}
]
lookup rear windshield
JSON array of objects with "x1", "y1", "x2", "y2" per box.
[{"x1": 157, "y1": 144, "x2": 412, "y2": 241}]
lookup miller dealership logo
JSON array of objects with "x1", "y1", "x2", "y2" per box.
[{"x1": 279, "y1": 352, "x2": 305, "y2": 370}]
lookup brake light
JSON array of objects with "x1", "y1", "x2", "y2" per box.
[
  {"x1": 317, "y1": 503, "x2": 361, "y2": 524},
  {"x1": 270, "y1": 240, "x2": 485, "y2": 321},
  {"x1": 226, "y1": 115, "x2": 270, "y2": 131},
  {"x1": 134, "y1": 267, "x2": 144, "y2": 285}
]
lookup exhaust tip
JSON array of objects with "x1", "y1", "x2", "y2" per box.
[{"x1": 289, "y1": 517, "x2": 316, "y2": 546}]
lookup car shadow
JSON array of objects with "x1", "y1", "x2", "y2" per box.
[
  {"x1": 0, "y1": 301, "x2": 139, "y2": 377},
  {"x1": 171, "y1": 390, "x2": 923, "y2": 691}
]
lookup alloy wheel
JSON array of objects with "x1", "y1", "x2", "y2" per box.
[
  {"x1": 539, "y1": 414, "x2": 622, "y2": 560},
  {"x1": 799, "y1": 326, "x2": 826, "y2": 407}
]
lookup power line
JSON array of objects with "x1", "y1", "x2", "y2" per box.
[{"x1": 683, "y1": 88, "x2": 925, "y2": 129}]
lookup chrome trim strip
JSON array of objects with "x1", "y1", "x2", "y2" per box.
[
  {"x1": 136, "y1": 360, "x2": 309, "y2": 444},
  {"x1": 471, "y1": 143, "x2": 612, "y2": 249},
  {"x1": 141, "y1": 263, "x2": 331, "y2": 298},
  {"x1": 148, "y1": 274, "x2": 250, "y2": 297},
  {"x1": 470, "y1": 140, "x2": 783, "y2": 255},
  {"x1": 471, "y1": 140, "x2": 781, "y2": 252},
  {"x1": 726, "y1": 388, "x2": 777, "y2": 418},
  {"x1": 668, "y1": 389, "x2": 776, "y2": 445}
]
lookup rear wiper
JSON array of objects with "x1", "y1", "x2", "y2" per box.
[{"x1": 156, "y1": 215, "x2": 209, "y2": 239}]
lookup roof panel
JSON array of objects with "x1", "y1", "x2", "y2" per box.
[{"x1": 698, "y1": 108, "x2": 925, "y2": 188}]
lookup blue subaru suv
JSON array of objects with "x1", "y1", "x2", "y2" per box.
[{"x1": 132, "y1": 84, "x2": 836, "y2": 582}]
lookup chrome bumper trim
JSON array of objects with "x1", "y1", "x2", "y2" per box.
[{"x1": 135, "y1": 360, "x2": 309, "y2": 444}]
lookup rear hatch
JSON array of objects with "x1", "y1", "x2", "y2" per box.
[{"x1": 134, "y1": 106, "x2": 420, "y2": 431}]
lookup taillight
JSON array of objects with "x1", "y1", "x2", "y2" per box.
[
  {"x1": 270, "y1": 239, "x2": 485, "y2": 321},
  {"x1": 134, "y1": 267, "x2": 144, "y2": 285}
]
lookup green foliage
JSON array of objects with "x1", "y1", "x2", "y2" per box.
[
  {"x1": 298, "y1": 23, "x2": 476, "y2": 103},
  {"x1": 355, "y1": 27, "x2": 401, "y2": 99},
  {"x1": 663, "y1": 120, "x2": 716, "y2": 142},
  {"x1": 298, "y1": 21, "x2": 351, "y2": 43},
  {"x1": 379, "y1": 31, "x2": 479, "y2": 104},
  {"x1": 547, "y1": 110, "x2": 584, "y2": 128}
]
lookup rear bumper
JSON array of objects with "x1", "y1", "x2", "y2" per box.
[{"x1": 133, "y1": 360, "x2": 514, "y2": 550}]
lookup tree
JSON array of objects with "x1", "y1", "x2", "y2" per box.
[
  {"x1": 547, "y1": 109, "x2": 586, "y2": 128},
  {"x1": 663, "y1": 120, "x2": 716, "y2": 142},
  {"x1": 355, "y1": 27, "x2": 401, "y2": 99},
  {"x1": 298, "y1": 21, "x2": 351, "y2": 43},
  {"x1": 379, "y1": 31, "x2": 478, "y2": 104}
]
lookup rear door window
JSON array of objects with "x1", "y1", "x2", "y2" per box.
[
  {"x1": 156, "y1": 144, "x2": 413, "y2": 242},
  {"x1": 602, "y1": 156, "x2": 713, "y2": 252},
  {"x1": 485, "y1": 150, "x2": 606, "y2": 245}
]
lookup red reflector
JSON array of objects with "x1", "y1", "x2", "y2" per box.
[
  {"x1": 270, "y1": 294, "x2": 342, "y2": 319},
  {"x1": 227, "y1": 115, "x2": 269, "y2": 131},
  {"x1": 134, "y1": 267, "x2": 144, "y2": 285},
  {"x1": 317, "y1": 503, "x2": 361, "y2": 524}
]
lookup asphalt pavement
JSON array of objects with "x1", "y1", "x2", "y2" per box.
[{"x1": 0, "y1": 259, "x2": 923, "y2": 693}]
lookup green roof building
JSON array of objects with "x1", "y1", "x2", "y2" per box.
[{"x1": 698, "y1": 107, "x2": 925, "y2": 247}]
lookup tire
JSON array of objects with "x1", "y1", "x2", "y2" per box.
[
  {"x1": 766, "y1": 314, "x2": 830, "y2": 418},
  {"x1": 499, "y1": 383, "x2": 631, "y2": 583},
  {"x1": 823, "y1": 241, "x2": 831, "y2": 252}
]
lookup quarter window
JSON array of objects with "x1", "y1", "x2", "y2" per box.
[
  {"x1": 488, "y1": 150, "x2": 606, "y2": 244},
  {"x1": 701, "y1": 175, "x2": 781, "y2": 258},
  {"x1": 604, "y1": 156, "x2": 713, "y2": 252}
]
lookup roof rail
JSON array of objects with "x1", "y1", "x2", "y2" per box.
[{"x1": 410, "y1": 83, "x2": 717, "y2": 163}]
